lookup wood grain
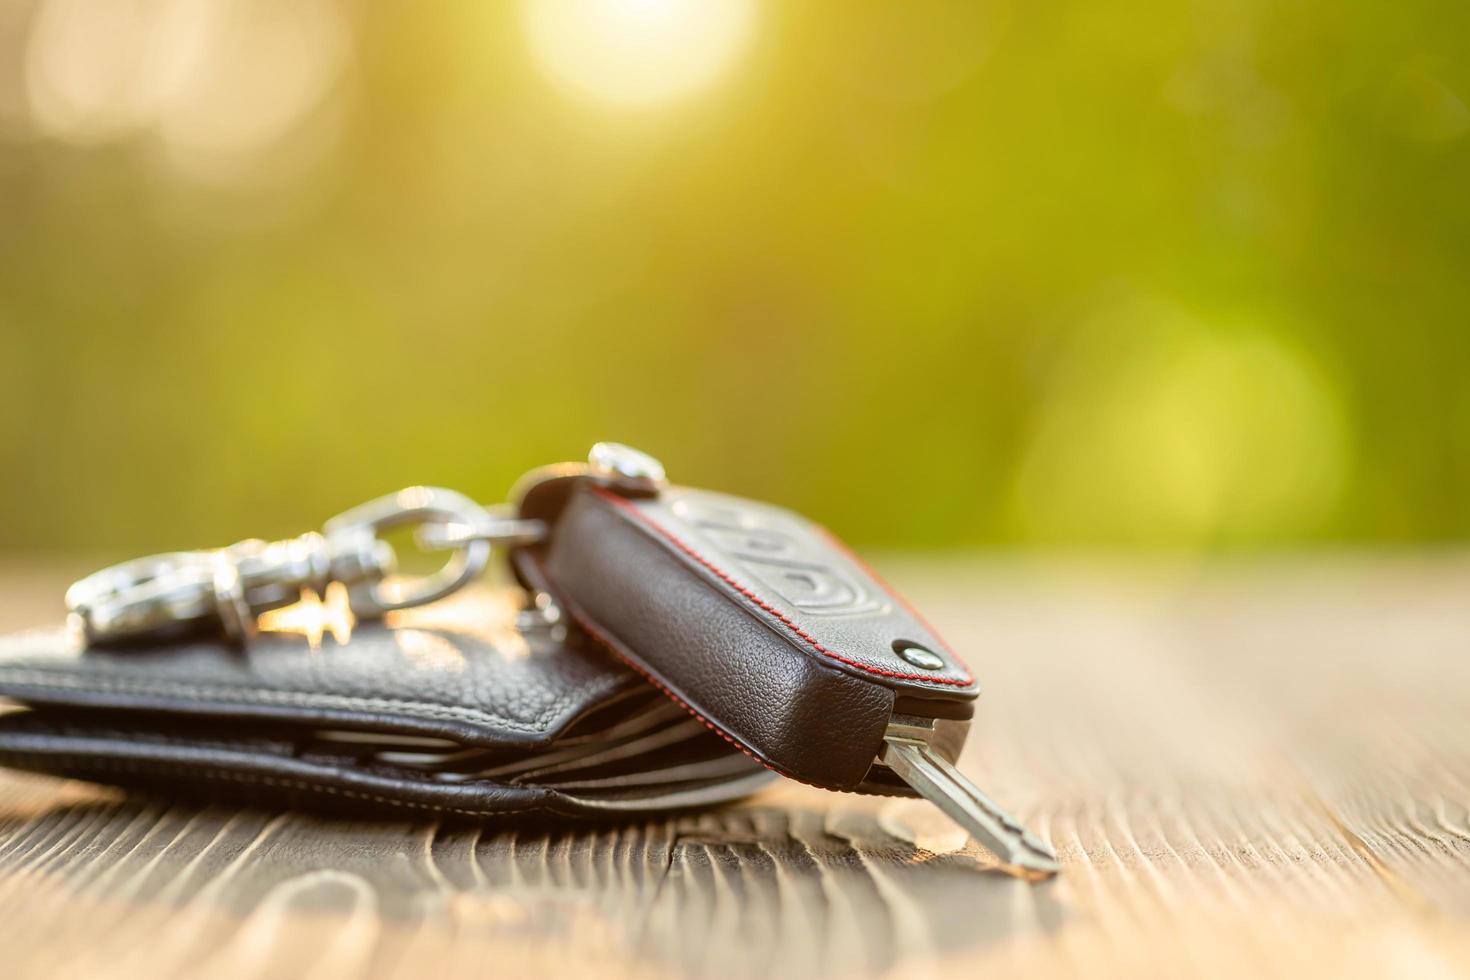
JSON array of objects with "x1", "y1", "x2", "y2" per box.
[{"x1": 1, "y1": 557, "x2": 1468, "y2": 979}]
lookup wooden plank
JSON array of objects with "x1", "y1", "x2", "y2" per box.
[{"x1": 0, "y1": 558, "x2": 1467, "y2": 979}]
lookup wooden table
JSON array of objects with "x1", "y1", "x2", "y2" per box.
[{"x1": 2, "y1": 558, "x2": 1468, "y2": 979}]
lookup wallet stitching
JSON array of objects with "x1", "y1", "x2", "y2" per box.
[
  {"x1": 591, "y1": 488, "x2": 976, "y2": 687},
  {"x1": 0, "y1": 752, "x2": 505, "y2": 817},
  {"x1": 0, "y1": 669, "x2": 592, "y2": 734}
]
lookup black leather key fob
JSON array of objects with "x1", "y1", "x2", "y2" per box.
[{"x1": 513, "y1": 480, "x2": 980, "y2": 795}]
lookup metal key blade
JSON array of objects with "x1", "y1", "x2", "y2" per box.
[{"x1": 880, "y1": 735, "x2": 1059, "y2": 880}]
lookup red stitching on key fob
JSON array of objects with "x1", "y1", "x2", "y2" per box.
[
  {"x1": 591, "y1": 488, "x2": 976, "y2": 687},
  {"x1": 814, "y1": 524, "x2": 963, "y2": 662}
]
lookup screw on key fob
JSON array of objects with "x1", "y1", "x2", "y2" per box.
[{"x1": 510, "y1": 444, "x2": 1059, "y2": 880}]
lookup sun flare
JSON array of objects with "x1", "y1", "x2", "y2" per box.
[{"x1": 521, "y1": 0, "x2": 756, "y2": 108}]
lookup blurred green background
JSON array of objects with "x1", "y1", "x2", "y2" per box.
[{"x1": 0, "y1": 0, "x2": 1467, "y2": 558}]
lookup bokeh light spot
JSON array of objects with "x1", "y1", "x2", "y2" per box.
[
  {"x1": 1012, "y1": 305, "x2": 1353, "y2": 548},
  {"x1": 521, "y1": 0, "x2": 756, "y2": 108},
  {"x1": 23, "y1": 0, "x2": 349, "y2": 188}
]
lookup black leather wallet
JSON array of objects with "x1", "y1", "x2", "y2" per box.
[{"x1": 0, "y1": 591, "x2": 774, "y2": 818}]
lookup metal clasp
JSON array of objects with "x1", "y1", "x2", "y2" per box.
[
  {"x1": 322, "y1": 486, "x2": 544, "y2": 616},
  {"x1": 66, "y1": 486, "x2": 546, "y2": 645}
]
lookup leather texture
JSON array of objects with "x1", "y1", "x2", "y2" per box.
[
  {"x1": 0, "y1": 594, "x2": 631, "y2": 747},
  {"x1": 0, "y1": 590, "x2": 774, "y2": 818},
  {"x1": 520, "y1": 484, "x2": 980, "y2": 792}
]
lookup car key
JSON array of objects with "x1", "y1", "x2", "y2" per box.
[
  {"x1": 507, "y1": 444, "x2": 1059, "y2": 880},
  {"x1": 63, "y1": 441, "x2": 1057, "y2": 878}
]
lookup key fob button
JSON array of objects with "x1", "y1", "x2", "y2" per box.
[
  {"x1": 738, "y1": 559, "x2": 882, "y2": 615},
  {"x1": 698, "y1": 527, "x2": 804, "y2": 561},
  {"x1": 894, "y1": 642, "x2": 945, "y2": 670}
]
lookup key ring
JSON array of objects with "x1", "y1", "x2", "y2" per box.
[
  {"x1": 322, "y1": 486, "x2": 547, "y2": 614},
  {"x1": 66, "y1": 486, "x2": 546, "y2": 645},
  {"x1": 65, "y1": 443, "x2": 664, "y2": 645}
]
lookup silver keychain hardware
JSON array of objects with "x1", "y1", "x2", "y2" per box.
[
  {"x1": 420, "y1": 442, "x2": 666, "y2": 551},
  {"x1": 588, "y1": 441, "x2": 667, "y2": 486},
  {"x1": 66, "y1": 485, "x2": 547, "y2": 645},
  {"x1": 321, "y1": 486, "x2": 543, "y2": 616}
]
